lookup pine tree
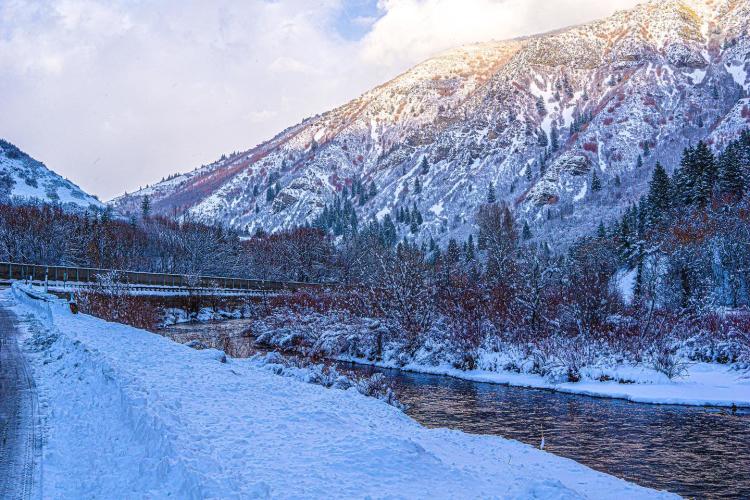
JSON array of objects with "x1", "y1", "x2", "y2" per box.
[
  {"x1": 718, "y1": 145, "x2": 744, "y2": 200},
  {"x1": 591, "y1": 170, "x2": 602, "y2": 192},
  {"x1": 414, "y1": 177, "x2": 422, "y2": 194},
  {"x1": 535, "y1": 96, "x2": 546, "y2": 116},
  {"x1": 522, "y1": 221, "x2": 532, "y2": 240},
  {"x1": 643, "y1": 142, "x2": 651, "y2": 157},
  {"x1": 694, "y1": 141, "x2": 717, "y2": 207},
  {"x1": 597, "y1": 221, "x2": 606, "y2": 239},
  {"x1": 465, "y1": 235, "x2": 475, "y2": 261},
  {"x1": 369, "y1": 182, "x2": 377, "y2": 199},
  {"x1": 420, "y1": 157, "x2": 429, "y2": 175},
  {"x1": 487, "y1": 182, "x2": 497, "y2": 203},
  {"x1": 382, "y1": 215, "x2": 396, "y2": 245},
  {"x1": 266, "y1": 186, "x2": 276, "y2": 202},
  {"x1": 446, "y1": 238, "x2": 460, "y2": 264},
  {"x1": 410, "y1": 219, "x2": 419, "y2": 234},
  {"x1": 414, "y1": 207, "x2": 423, "y2": 225},
  {"x1": 635, "y1": 154, "x2": 643, "y2": 169},
  {"x1": 647, "y1": 162, "x2": 671, "y2": 223},
  {"x1": 141, "y1": 195, "x2": 151, "y2": 219},
  {"x1": 550, "y1": 124, "x2": 559, "y2": 151},
  {"x1": 538, "y1": 129, "x2": 549, "y2": 147}
]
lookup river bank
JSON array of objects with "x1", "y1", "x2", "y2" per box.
[{"x1": 7, "y1": 285, "x2": 673, "y2": 499}]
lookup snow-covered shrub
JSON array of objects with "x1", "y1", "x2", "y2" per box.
[
  {"x1": 249, "y1": 353, "x2": 404, "y2": 409},
  {"x1": 252, "y1": 307, "x2": 390, "y2": 361},
  {"x1": 76, "y1": 271, "x2": 159, "y2": 330}
]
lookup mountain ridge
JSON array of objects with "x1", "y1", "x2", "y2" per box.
[
  {"x1": 110, "y1": 0, "x2": 750, "y2": 247},
  {"x1": 0, "y1": 139, "x2": 103, "y2": 211}
]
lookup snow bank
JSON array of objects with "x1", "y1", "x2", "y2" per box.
[
  {"x1": 7, "y1": 287, "x2": 674, "y2": 499},
  {"x1": 340, "y1": 356, "x2": 750, "y2": 408}
]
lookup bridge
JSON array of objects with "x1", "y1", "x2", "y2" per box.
[{"x1": 0, "y1": 262, "x2": 325, "y2": 297}]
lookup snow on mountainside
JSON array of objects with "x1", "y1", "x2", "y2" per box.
[
  {"x1": 110, "y1": 0, "x2": 750, "y2": 247},
  {"x1": 0, "y1": 139, "x2": 103, "y2": 210}
]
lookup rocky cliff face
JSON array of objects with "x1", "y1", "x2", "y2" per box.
[{"x1": 110, "y1": 0, "x2": 750, "y2": 247}]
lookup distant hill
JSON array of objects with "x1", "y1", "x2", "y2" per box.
[{"x1": 0, "y1": 139, "x2": 103, "y2": 210}]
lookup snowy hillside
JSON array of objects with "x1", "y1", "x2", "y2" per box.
[
  {"x1": 7, "y1": 285, "x2": 675, "y2": 499},
  {"x1": 111, "y1": 0, "x2": 750, "y2": 247},
  {"x1": 0, "y1": 139, "x2": 102, "y2": 210}
]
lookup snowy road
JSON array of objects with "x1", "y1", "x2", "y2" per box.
[{"x1": 0, "y1": 299, "x2": 41, "y2": 499}]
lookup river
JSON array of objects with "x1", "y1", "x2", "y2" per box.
[{"x1": 163, "y1": 319, "x2": 750, "y2": 498}]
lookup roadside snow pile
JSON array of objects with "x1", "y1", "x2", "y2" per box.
[
  {"x1": 251, "y1": 307, "x2": 750, "y2": 408},
  {"x1": 7, "y1": 285, "x2": 675, "y2": 499}
]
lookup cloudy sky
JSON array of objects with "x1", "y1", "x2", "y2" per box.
[{"x1": 0, "y1": 0, "x2": 641, "y2": 199}]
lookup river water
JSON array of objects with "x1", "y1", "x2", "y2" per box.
[{"x1": 163, "y1": 320, "x2": 750, "y2": 499}]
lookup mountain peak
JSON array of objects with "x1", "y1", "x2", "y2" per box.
[{"x1": 110, "y1": 0, "x2": 750, "y2": 248}]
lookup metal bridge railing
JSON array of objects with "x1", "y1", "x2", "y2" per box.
[{"x1": 0, "y1": 262, "x2": 325, "y2": 294}]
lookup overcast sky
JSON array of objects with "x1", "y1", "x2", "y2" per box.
[{"x1": 0, "y1": 0, "x2": 641, "y2": 199}]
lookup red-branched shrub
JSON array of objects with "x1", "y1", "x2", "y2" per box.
[{"x1": 583, "y1": 142, "x2": 598, "y2": 153}]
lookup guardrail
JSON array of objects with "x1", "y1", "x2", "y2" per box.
[{"x1": 0, "y1": 262, "x2": 326, "y2": 294}]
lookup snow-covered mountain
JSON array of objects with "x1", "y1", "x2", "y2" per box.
[
  {"x1": 0, "y1": 139, "x2": 103, "y2": 210},
  {"x1": 110, "y1": 0, "x2": 750, "y2": 246}
]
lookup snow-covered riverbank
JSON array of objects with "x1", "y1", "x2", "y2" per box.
[
  {"x1": 249, "y1": 308, "x2": 750, "y2": 409},
  {"x1": 6, "y1": 285, "x2": 675, "y2": 499},
  {"x1": 337, "y1": 355, "x2": 750, "y2": 408}
]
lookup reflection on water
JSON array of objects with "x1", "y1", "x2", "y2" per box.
[{"x1": 164, "y1": 319, "x2": 750, "y2": 499}]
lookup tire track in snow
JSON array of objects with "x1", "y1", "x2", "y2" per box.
[{"x1": 0, "y1": 297, "x2": 42, "y2": 499}]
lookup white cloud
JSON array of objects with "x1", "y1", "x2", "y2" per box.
[
  {"x1": 361, "y1": 0, "x2": 641, "y2": 70},
  {"x1": 0, "y1": 0, "x2": 642, "y2": 200}
]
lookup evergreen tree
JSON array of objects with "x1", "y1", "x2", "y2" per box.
[
  {"x1": 382, "y1": 214, "x2": 397, "y2": 245},
  {"x1": 420, "y1": 157, "x2": 429, "y2": 175},
  {"x1": 369, "y1": 182, "x2": 377, "y2": 199},
  {"x1": 550, "y1": 124, "x2": 559, "y2": 151},
  {"x1": 414, "y1": 177, "x2": 422, "y2": 194},
  {"x1": 446, "y1": 238, "x2": 460, "y2": 264},
  {"x1": 643, "y1": 142, "x2": 650, "y2": 157},
  {"x1": 694, "y1": 140, "x2": 717, "y2": 206},
  {"x1": 141, "y1": 195, "x2": 151, "y2": 219},
  {"x1": 635, "y1": 154, "x2": 643, "y2": 169},
  {"x1": 718, "y1": 145, "x2": 744, "y2": 200},
  {"x1": 535, "y1": 96, "x2": 546, "y2": 116},
  {"x1": 410, "y1": 219, "x2": 419, "y2": 234},
  {"x1": 487, "y1": 182, "x2": 497, "y2": 203},
  {"x1": 253, "y1": 184, "x2": 259, "y2": 197},
  {"x1": 266, "y1": 185, "x2": 276, "y2": 202},
  {"x1": 522, "y1": 221, "x2": 532, "y2": 240},
  {"x1": 465, "y1": 235, "x2": 475, "y2": 261},
  {"x1": 646, "y1": 162, "x2": 671, "y2": 223},
  {"x1": 597, "y1": 221, "x2": 606, "y2": 239},
  {"x1": 538, "y1": 129, "x2": 549, "y2": 147},
  {"x1": 591, "y1": 170, "x2": 602, "y2": 192},
  {"x1": 674, "y1": 145, "x2": 696, "y2": 206},
  {"x1": 413, "y1": 204, "x2": 423, "y2": 225}
]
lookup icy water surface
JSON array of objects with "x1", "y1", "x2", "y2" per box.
[{"x1": 164, "y1": 319, "x2": 750, "y2": 499}]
